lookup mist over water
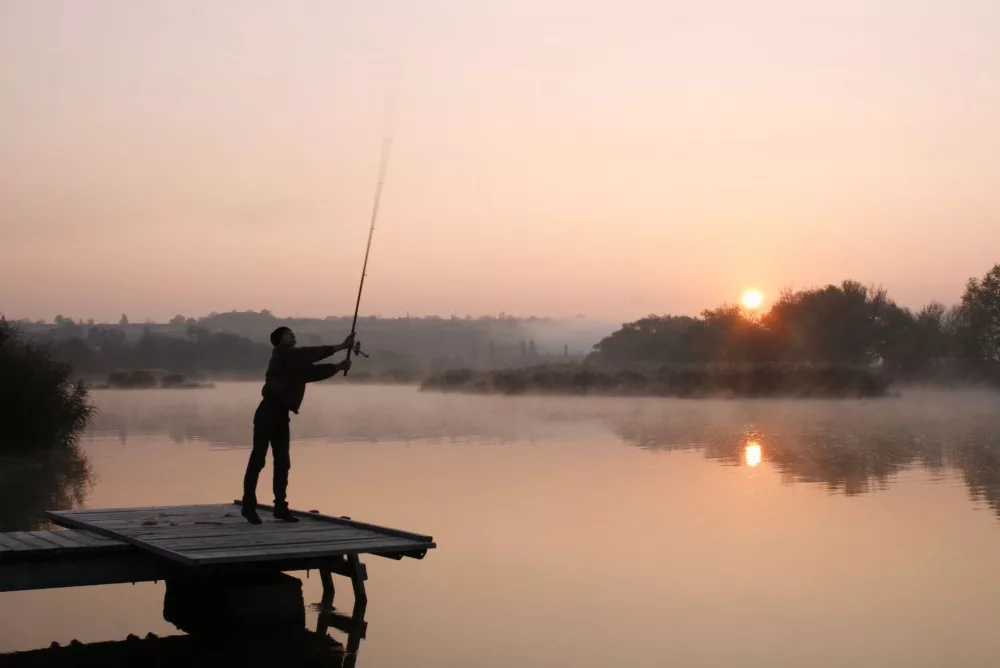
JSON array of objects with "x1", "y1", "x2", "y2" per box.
[{"x1": 4, "y1": 384, "x2": 1000, "y2": 666}]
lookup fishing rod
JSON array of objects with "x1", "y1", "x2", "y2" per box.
[{"x1": 341, "y1": 98, "x2": 396, "y2": 376}]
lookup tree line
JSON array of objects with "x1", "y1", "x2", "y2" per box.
[
  {"x1": 589, "y1": 265, "x2": 1000, "y2": 383},
  {"x1": 8, "y1": 265, "x2": 999, "y2": 383},
  {"x1": 19, "y1": 322, "x2": 574, "y2": 380}
]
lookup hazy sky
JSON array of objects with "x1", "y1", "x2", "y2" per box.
[{"x1": 3, "y1": 1, "x2": 999, "y2": 323}]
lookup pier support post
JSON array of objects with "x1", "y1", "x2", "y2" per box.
[
  {"x1": 319, "y1": 567, "x2": 335, "y2": 610},
  {"x1": 317, "y1": 555, "x2": 366, "y2": 610},
  {"x1": 347, "y1": 555, "x2": 367, "y2": 607}
]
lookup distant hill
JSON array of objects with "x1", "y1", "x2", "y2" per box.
[{"x1": 9, "y1": 312, "x2": 616, "y2": 377}]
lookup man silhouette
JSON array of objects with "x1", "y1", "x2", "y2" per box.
[{"x1": 241, "y1": 326, "x2": 354, "y2": 524}]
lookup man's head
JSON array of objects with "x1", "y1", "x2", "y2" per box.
[{"x1": 270, "y1": 326, "x2": 296, "y2": 347}]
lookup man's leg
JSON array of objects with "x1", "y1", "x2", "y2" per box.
[
  {"x1": 241, "y1": 405, "x2": 271, "y2": 523},
  {"x1": 271, "y1": 413, "x2": 297, "y2": 521}
]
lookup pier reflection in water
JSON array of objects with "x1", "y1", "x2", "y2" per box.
[{"x1": 0, "y1": 571, "x2": 369, "y2": 668}]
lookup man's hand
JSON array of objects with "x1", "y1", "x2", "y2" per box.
[
  {"x1": 339, "y1": 358, "x2": 353, "y2": 374},
  {"x1": 340, "y1": 332, "x2": 356, "y2": 352}
]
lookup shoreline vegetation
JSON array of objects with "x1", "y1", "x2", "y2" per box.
[
  {"x1": 0, "y1": 319, "x2": 94, "y2": 448},
  {"x1": 4, "y1": 264, "x2": 1000, "y2": 400},
  {"x1": 89, "y1": 369, "x2": 216, "y2": 390},
  {"x1": 421, "y1": 362, "x2": 890, "y2": 399},
  {"x1": 0, "y1": 319, "x2": 94, "y2": 530},
  {"x1": 422, "y1": 266, "x2": 1000, "y2": 399},
  {"x1": 421, "y1": 363, "x2": 891, "y2": 398}
]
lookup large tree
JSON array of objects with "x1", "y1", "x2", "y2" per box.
[
  {"x1": 762, "y1": 281, "x2": 895, "y2": 365},
  {"x1": 955, "y1": 264, "x2": 1000, "y2": 365}
]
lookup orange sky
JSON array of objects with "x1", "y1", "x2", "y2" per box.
[{"x1": 3, "y1": 1, "x2": 999, "y2": 322}]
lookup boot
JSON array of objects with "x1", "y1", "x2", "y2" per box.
[
  {"x1": 273, "y1": 506, "x2": 299, "y2": 523},
  {"x1": 242, "y1": 508, "x2": 262, "y2": 525}
]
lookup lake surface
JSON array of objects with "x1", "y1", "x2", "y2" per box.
[{"x1": 2, "y1": 384, "x2": 1000, "y2": 666}]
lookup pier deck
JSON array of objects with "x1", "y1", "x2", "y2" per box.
[
  {"x1": 0, "y1": 528, "x2": 126, "y2": 557},
  {"x1": 1, "y1": 502, "x2": 435, "y2": 600},
  {"x1": 48, "y1": 502, "x2": 435, "y2": 566}
]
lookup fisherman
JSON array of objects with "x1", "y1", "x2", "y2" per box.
[{"x1": 241, "y1": 326, "x2": 355, "y2": 524}]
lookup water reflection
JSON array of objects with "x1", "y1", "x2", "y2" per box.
[
  {"x1": 613, "y1": 410, "x2": 946, "y2": 495},
  {"x1": 0, "y1": 573, "x2": 368, "y2": 667},
  {"x1": 611, "y1": 394, "x2": 1000, "y2": 513},
  {"x1": 745, "y1": 441, "x2": 762, "y2": 468},
  {"x1": 84, "y1": 385, "x2": 1000, "y2": 520},
  {"x1": 0, "y1": 442, "x2": 93, "y2": 531},
  {"x1": 85, "y1": 385, "x2": 569, "y2": 447}
]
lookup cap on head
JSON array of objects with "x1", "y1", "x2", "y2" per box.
[{"x1": 270, "y1": 326, "x2": 293, "y2": 347}]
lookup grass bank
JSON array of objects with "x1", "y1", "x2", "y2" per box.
[{"x1": 422, "y1": 363, "x2": 890, "y2": 398}]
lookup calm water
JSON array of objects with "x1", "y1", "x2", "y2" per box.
[{"x1": 2, "y1": 384, "x2": 1000, "y2": 666}]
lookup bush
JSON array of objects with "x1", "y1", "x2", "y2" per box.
[
  {"x1": 0, "y1": 318, "x2": 95, "y2": 452},
  {"x1": 107, "y1": 369, "x2": 157, "y2": 388},
  {"x1": 161, "y1": 373, "x2": 187, "y2": 388}
]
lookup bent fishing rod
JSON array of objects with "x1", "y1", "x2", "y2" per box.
[{"x1": 341, "y1": 106, "x2": 396, "y2": 376}]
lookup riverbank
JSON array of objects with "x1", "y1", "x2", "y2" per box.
[{"x1": 421, "y1": 363, "x2": 891, "y2": 398}]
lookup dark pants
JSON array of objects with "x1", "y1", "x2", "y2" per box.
[{"x1": 242, "y1": 400, "x2": 291, "y2": 513}]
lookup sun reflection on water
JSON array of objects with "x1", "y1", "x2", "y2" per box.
[{"x1": 745, "y1": 441, "x2": 762, "y2": 468}]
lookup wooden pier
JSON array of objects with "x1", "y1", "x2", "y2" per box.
[{"x1": 0, "y1": 501, "x2": 435, "y2": 611}]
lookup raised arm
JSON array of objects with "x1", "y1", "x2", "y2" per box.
[
  {"x1": 285, "y1": 345, "x2": 338, "y2": 365},
  {"x1": 302, "y1": 360, "x2": 350, "y2": 384},
  {"x1": 284, "y1": 333, "x2": 355, "y2": 365}
]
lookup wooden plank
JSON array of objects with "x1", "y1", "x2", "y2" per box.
[
  {"x1": 128, "y1": 524, "x2": 364, "y2": 541},
  {"x1": 72, "y1": 509, "x2": 238, "y2": 521},
  {"x1": 152, "y1": 528, "x2": 374, "y2": 548},
  {"x1": 7, "y1": 532, "x2": 63, "y2": 552},
  {"x1": 43, "y1": 511, "x2": 153, "y2": 547},
  {"x1": 66, "y1": 517, "x2": 370, "y2": 539},
  {"x1": 182, "y1": 539, "x2": 396, "y2": 558},
  {"x1": 70, "y1": 520, "x2": 249, "y2": 532},
  {"x1": 48, "y1": 507, "x2": 242, "y2": 530},
  {"x1": 0, "y1": 532, "x2": 128, "y2": 561},
  {"x1": 234, "y1": 501, "x2": 434, "y2": 542},
  {"x1": 155, "y1": 534, "x2": 376, "y2": 552},
  {"x1": 53, "y1": 504, "x2": 228, "y2": 516},
  {"x1": 187, "y1": 537, "x2": 423, "y2": 558},
  {"x1": 137, "y1": 524, "x2": 370, "y2": 540},
  {"x1": 0, "y1": 534, "x2": 33, "y2": 551},
  {"x1": 155, "y1": 530, "x2": 380, "y2": 552},
  {"x1": 191, "y1": 539, "x2": 432, "y2": 566},
  {"x1": 186, "y1": 537, "x2": 425, "y2": 565},
  {"x1": 54, "y1": 512, "x2": 239, "y2": 525},
  {"x1": 110, "y1": 527, "x2": 362, "y2": 546},
  {"x1": 58, "y1": 530, "x2": 128, "y2": 548},
  {"x1": 132, "y1": 523, "x2": 363, "y2": 535},
  {"x1": 27, "y1": 531, "x2": 87, "y2": 550}
]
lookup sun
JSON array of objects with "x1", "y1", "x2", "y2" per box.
[{"x1": 741, "y1": 288, "x2": 763, "y2": 310}]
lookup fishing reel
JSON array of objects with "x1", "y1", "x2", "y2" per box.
[{"x1": 352, "y1": 339, "x2": 369, "y2": 359}]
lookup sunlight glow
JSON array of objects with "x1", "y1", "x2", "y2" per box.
[
  {"x1": 745, "y1": 441, "x2": 762, "y2": 468},
  {"x1": 741, "y1": 289, "x2": 764, "y2": 310}
]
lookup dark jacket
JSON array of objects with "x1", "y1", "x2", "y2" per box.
[{"x1": 260, "y1": 345, "x2": 339, "y2": 414}]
